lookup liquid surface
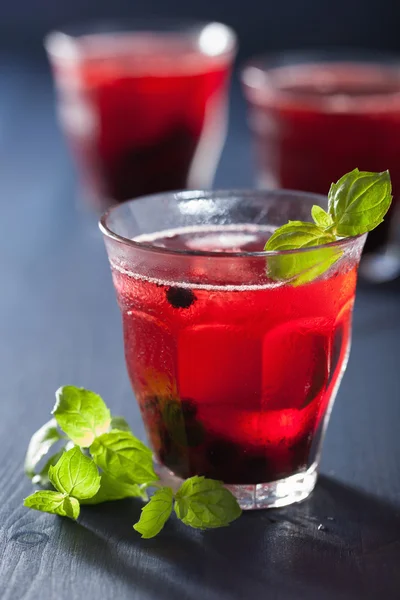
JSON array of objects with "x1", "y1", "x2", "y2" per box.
[
  {"x1": 134, "y1": 223, "x2": 275, "y2": 254},
  {"x1": 267, "y1": 63, "x2": 400, "y2": 104},
  {"x1": 112, "y1": 226, "x2": 357, "y2": 484}
]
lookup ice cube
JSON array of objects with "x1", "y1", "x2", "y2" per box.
[
  {"x1": 186, "y1": 232, "x2": 259, "y2": 252},
  {"x1": 178, "y1": 324, "x2": 262, "y2": 409},
  {"x1": 200, "y1": 403, "x2": 316, "y2": 452},
  {"x1": 262, "y1": 317, "x2": 334, "y2": 411}
]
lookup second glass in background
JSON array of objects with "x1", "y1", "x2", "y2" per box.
[
  {"x1": 241, "y1": 52, "x2": 400, "y2": 282},
  {"x1": 45, "y1": 20, "x2": 236, "y2": 210}
]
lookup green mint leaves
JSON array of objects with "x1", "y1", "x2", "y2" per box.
[
  {"x1": 82, "y1": 474, "x2": 148, "y2": 505},
  {"x1": 24, "y1": 491, "x2": 80, "y2": 519},
  {"x1": 265, "y1": 222, "x2": 340, "y2": 286},
  {"x1": 311, "y1": 205, "x2": 334, "y2": 229},
  {"x1": 24, "y1": 386, "x2": 242, "y2": 536},
  {"x1": 174, "y1": 476, "x2": 242, "y2": 529},
  {"x1": 133, "y1": 476, "x2": 242, "y2": 539},
  {"x1": 134, "y1": 487, "x2": 174, "y2": 538},
  {"x1": 48, "y1": 447, "x2": 101, "y2": 500},
  {"x1": 265, "y1": 169, "x2": 392, "y2": 284},
  {"x1": 328, "y1": 169, "x2": 392, "y2": 236},
  {"x1": 90, "y1": 430, "x2": 157, "y2": 485},
  {"x1": 24, "y1": 446, "x2": 100, "y2": 519},
  {"x1": 53, "y1": 386, "x2": 111, "y2": 447}
]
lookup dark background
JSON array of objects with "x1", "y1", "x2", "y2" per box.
[
  {"x1": 1, "y1": 2, "x2": 400, "y2": 600},
  {"x1": 2, "y1": 0, "x2": 400, "y2": 58}
]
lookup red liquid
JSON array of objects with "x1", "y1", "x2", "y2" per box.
[
  {"x1": 243, "y1": 63, "x2": 400, "y2": 252},
  {"x1": 111, "y1": 226, "x2": 357, "y2": 485},
  {"x1": 52, "y1": 35, "x2": 232, "y2": 206}
]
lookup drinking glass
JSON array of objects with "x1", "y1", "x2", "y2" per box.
[
  {"x1": 100, "y1": 189, "x2": 365, "y2": 509},
  {"x1": 45, "y1": 20, "x2": 236, "y2": 210},
  {"x1": 241, "y1": 51, "x2": 400, "y2": 282}
]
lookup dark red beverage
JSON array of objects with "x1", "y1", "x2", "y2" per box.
[
  {"x1": 111, "y1": 225, "x2": 358, "y2": 485},
  {"x1": 46, "y1": 24, "x2": 235, "y2": 208},
  {"x1": 242, "y1": 60, "x2": 400, "y2": 255}
]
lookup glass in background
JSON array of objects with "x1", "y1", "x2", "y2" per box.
[
  {"x1": 241, "y1": 52, "x2": 400, "y2": 282},
  {"x1": 45, "y1": 20, "x2": 236, "y2": 210}
]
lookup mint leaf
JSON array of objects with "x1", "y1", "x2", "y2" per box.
[
  {"x1": 133, "y1": 487, "x2": 173, "y2": 538},
  {"x1": 32, "y1": 448, "x2": 66, "y2": 485},
  {"x1": 24, "y1": 418, "x2": 63, "y2": 480},
  {"x1": 90, "y1": 430, "x2": 157, "y2": 485},
  {"x1": 328, "y1": 169, "x2": 392, "y2": 236},
  {"x1": 265, "y1": 221, "x2": 336, "y2": 250},
  {"x1": 49, "y1": 446, "x2": 101, "y2": 500},
  {"x1": 174, "y1": 476, "x2": 241, "y2": 529},
  {"x1": 53, "y1": 386, "x2": 111, "y2": 447},
  {"x1": 110, "y1": 416, "x2": 131, "y2": 433},
  {"x1": 24, "y1": 490, "x2": 80, "y2": 519},
  {"x1": 265, "y1": 222, "x2": 340, "y2": 285},
  {"x1": 82, "y1": 473, "x2": 148, "y2": 505},
  {"x1": 311, "y1": 205, "x2": 334, "y2": 229}
]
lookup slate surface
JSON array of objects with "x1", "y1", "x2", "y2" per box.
[{"x1": 0, "y1": 54, "x2": 399, "y2": 600}]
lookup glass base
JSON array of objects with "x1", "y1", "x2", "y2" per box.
[{"x1": 154, "y1": 461, "x2": 318, "y2": 510}]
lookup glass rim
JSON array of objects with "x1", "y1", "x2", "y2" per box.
[
  {"x1": 99, "y1": 189, "x2": 365, "y2": 259},
  {"x1": 240, "y1": 49, "x2": 400, "y2": 104},
  {"x1": 44, "y1": 18, "x2": 237, "y2": 61}
]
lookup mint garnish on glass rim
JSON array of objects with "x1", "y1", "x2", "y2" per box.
[
  {"x1": 23, "y1": 386, "x2": 242, "y2": 538},
  {"x1": 265, "y1": 169, "x2": 392, "y2": 284}
]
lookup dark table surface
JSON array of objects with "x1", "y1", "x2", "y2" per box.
[{"x1": 1, "y1": 53, "x2": 400, "y2": 600}]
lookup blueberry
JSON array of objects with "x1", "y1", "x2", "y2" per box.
[
  {"x1": 206, "y1": 439, "x2": 244, "y2": 481},
  {"x1": 184, "y1": 422, "x2": 205, "y2": 447},
  {"x1": 207, "y1": 439, "x2": 240, "y2": 466},
  {"x1": 159, "y1": 428, "x2": 173, "y2": 457},
  {"x1": 242, "y1": 455, "x2": 271, "y2": 483},
  {"x1": 158, "y1": 429, "x2": 190, "y2": 477},
  {"x1": 162, "y1": 400, "x2": 204, "y2": 447},
  {"x1": 180, "y1": 399, "x2": 197, "y2": 420},
  {"x1": 166, "y1": 286, "x2": 196, "y2": 309}
]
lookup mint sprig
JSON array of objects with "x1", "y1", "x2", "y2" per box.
[
  {"x1": 24, "y1": 447, "x2": 100, "y2": 519},
  {"x1": 133, "y1": 476, "x2": 242, "y2": 538},
  {"x1": 265, "y1": 169, "x2": 392, "y2": 284},
  {"x1": 23, "y1": 386, "x2": 242, "y2": 536}
]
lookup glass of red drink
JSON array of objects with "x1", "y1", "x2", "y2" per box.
[
  {"x1": 100, "y1": 190, "x2": 365, "y2": 509},
  {"x1": 241, "y1": 52, "x2": 400, "y2": 282},
  {"x1": 45, "y1": 20, "x2": 236, "y2": 210}
]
